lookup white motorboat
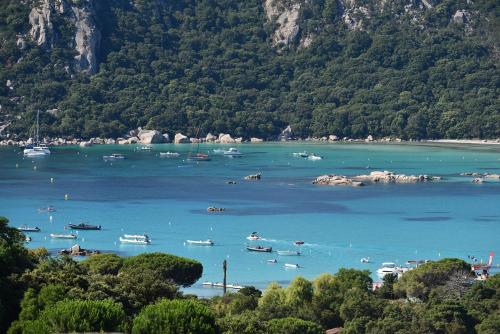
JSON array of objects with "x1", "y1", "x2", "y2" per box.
[
  {"x1": 123, "y1": 234, "x2": 150, "y2": 242},
  {"x1": 17, "y1": 225, "x2": 40, "y2": 232},
  {"x1": 246, "y1": 232, "x2": 261, "y2": 241},
  {"x1": 307, "y1": 154, "x2": 323, "y2": 160},
  {"x1": 24, "y1": 110, "x2": 51, "y2": 157},
  {"x1": 140, "y1": 146, "x2": 152, "y2": 151},
  {"x1": 212, "y1": 149, "x2": 225, "y2": 154},
  {"x1": 223, "y1": 147, "x2": 243, "y2": 157},
  {"x1": 119, "y1": 236, "x2": 150, "y2": 245},
  {"x1": 284, "y1": 263, "x2": 300, "y2": 269},
  {"x1": 103, "y1": 153, "x2": 126, "y2": 160},
  {"x1": 277, "y1": 250, "x2": 301, "y2": 256},
  {"x1": 159, "y1": 151, "x2": 180, "y2": 157},
  {"x1": 361, "y1": 257, "x2": 370, "y2": 263},
  {"x1": 186, "y1": 239, "x2": 214, "y2": 246},
  {"x1": 50, "y1": 233, "x2": 77, "y2": 239},
  {"x1": 292, "y1": 151, "x2": 308, "y2": 158},
  {"x1": 267, "y1": 259, "x2": 278, "y2": 264}
]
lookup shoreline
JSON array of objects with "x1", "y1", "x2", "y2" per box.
[{"x1": 1, "y1": 137, "x2": 499, "y2": 147}]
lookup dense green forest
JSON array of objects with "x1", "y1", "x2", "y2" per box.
[
  {"x1": 0, "y1": 0, "x2": 499, "y2": 140},
  {"x1": 1, "y1": 215, "x2": 499, "y2": 333}
]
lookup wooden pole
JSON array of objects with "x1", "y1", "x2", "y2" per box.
[{"x1": 223, "y1": 259, "x2": 227, "y2": 294}]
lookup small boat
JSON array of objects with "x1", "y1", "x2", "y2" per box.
[
  {"x1": 246, "y1": 245, "x2": 272, "y2": 252},
  {"x1": 103, "y1": 153, "x2": 126, "y2": 160},
  {"x1": 25, "y1": 236, "x2": 32, "y2": 242},
  {"x1": 119, "y1": 236, "x2": 150, "y2": 245},
  {"x1": 361, "y1": 257, "x2": 370, "y2": 263},
  {"x1": 277, "y1": 250, "x2": 301, "y2": 256},
  {"x1": 284, "y1": 263, "x2": 300, "y2": 268},
  {"x1": 207, "y1": 206, "x2": 225, "y2": 212},
  {"x1": 267, "y1": 259, "x2": 278, "y2": 263},
  {"x1": 294, "y1": 240, "x2": 305, "y2": 245},
  {"x1": 67, "y1": 223, "x2": 101, "y2": 230},
  {"x1": 246, "y1": 232, "x2": 261, "y2": 241},
  {"x1": 212, "y1": 149, "x2": 225, "y2": 154},
  {"x1": 186, "y1": 239, "x2": 214, "y2": 246},
  {"x1": 223, "y1": 147, "x2": 243, "y2": 157},
  {"x1": 159, "y1": 151, "x2": 180, "y2": 157},
  {"x1": 17, "y1": 225, "x2": 40, "y2": 232},
  {"x1": 139, "y1": 146, "x2": 152, "y2": 151},
  {"x1": 123, "y1": 234, "x2": 150, "y2": 241},
  {"x1": 50, "y1": 233, "x2": 77, "y2": 239},
  {"x1": 307, "y1": 154, "x2": 323, "y2": 160},
  {"x1": 293, "y1": 152, "x2": 308, "y2": 158},
  {"x1": 38, "y1": 205, "x2": 56, "y2": 212},
  {"x1": 186, "y1": 153, "x2": 211, "y2": 161}
]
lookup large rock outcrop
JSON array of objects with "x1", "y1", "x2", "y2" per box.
[
  {"x1": 174, "y1": 133, "x2": 190, "y2": 144},
  {"x1": 28, "y1": 0, "x2": 100, "y2": 74},
  {"x1": 138, "y1": 129, "x2": 163, "y2": 144},
  {"x1": 264, "y1": 0, "x2": 301, "y2": 47}
]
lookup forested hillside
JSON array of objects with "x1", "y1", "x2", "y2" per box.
[{"x1": 0, "y1": 0, "x2": 498, "y2": 140}]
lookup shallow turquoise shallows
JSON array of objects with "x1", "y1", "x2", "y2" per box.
[{"x1": 1, "y1": 142, "x2": 499, "y2": 295}]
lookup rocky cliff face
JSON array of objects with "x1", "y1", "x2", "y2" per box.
[
  {"x1": 27, "y1": 0, "x2": 100, "y2": 74},
  {"x1": 263, "y1": 0, "x2": 476, "y2": 50}
]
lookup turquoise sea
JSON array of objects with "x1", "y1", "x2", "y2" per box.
[{"x1": 0, "y1": 143, "x2": 499, "y2": 295}]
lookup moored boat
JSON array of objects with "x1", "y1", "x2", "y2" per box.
[
  {"x1": 267, "y1": 259, "x2": 278, "y2": 264},
  {"x1": 67, "y1": 223, "x2": 101, "y2": 230},
  {"x1": 187, "y1": 153, "x2": 210, "y2": 161},
  {"x1": 246, "y1": 245, "x2": 272, "y2": 252},
  {"x1": 50, "y1": 233, "x2": 77, "y2": 239},
  {"x1": 277, "y1": 250, "x2": 301, "y2": 256},
  {"x1": 119, "y1": 236, "x2": 150, "y2": 245},
  {"x1": 23, "y1": 110, "x2": 51, "y2": 157},
  {"x1": 294, "y1": 240, "x2": 305, "y2": 245},
  {"x1": 103, "y1": 153, "x2": 126, "y2": 160},
  {"x1": 123, "y1": 234, "x2": 150, "y2": 241},
  {"x1": 292, "y1": 152, "x2": 308, "y2": 158},
  {"x1": 159, "y1": 151, "x2": 180, "y2": 157},
  {"x1": 17, "y1": 225, "x2": 40, "y2": 232},
  {"x1": 361, "y1": 257, "x2": 370, "y2": 263},
  {"x1": 284, "y1": 263, "x2": 300, "y2": 268},
  {"x1": 186, "y1": 239, "x2": 214, "y2": 246},
  {"x1": 38, "y1": 205, "x2": 56, "y2": 212}
]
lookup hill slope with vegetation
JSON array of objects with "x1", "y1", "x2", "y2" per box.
[{"x1": 0, "y1": 0, "x2": 498, "y2": 140}]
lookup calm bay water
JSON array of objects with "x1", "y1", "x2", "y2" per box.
[{"x1": 0, "y1": 142, "x2": 499, "y2": 295}]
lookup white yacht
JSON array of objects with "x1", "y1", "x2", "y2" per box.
[
  {"x1": 103, "y1": 153, "x2": 126, "y2": 160},
  {"x1": 376, "y1": 262, "x2": 399, "y2": 278},
  {"x1": 23, "y1": 110, "x2": 51, "y2": 157}
]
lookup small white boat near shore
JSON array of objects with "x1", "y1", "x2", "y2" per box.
[
  {"x1": 160, "y1": 151, "x2": 180, "y2": 157},
  {"x1": 103, "y1": 153, "x2": 126, "y2": 160},
  {"x1": 50, "y1": 233, "x2": 77, "y2": 239},
  {"x1": 293, "y1": 151, "x2": 308, "y2": 158},
  {"x1": 186, "y1": 239, "x2": 214, "y2": 246},
  {"x1": 284, "y1": 263, "x2": 300, "y2": 269},
  {"x1": 223, "y1": 147, "x2": 243, "y2": 157}
]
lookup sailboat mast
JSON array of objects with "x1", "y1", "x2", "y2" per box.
[{"x1": 36, "y1": 109, "x2": 40, "y2": 143}]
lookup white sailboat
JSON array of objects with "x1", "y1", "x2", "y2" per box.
[
  {"x1": 23, "y1": 110, "x2": 51, "y2": 157},
  {"x1": 186, "y1": 239, "x2": 214, "y2": 246}
]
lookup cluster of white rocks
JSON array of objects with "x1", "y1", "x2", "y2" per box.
[{"x1": 313, "y1": 171, "x2": 442, "y2": 187}]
